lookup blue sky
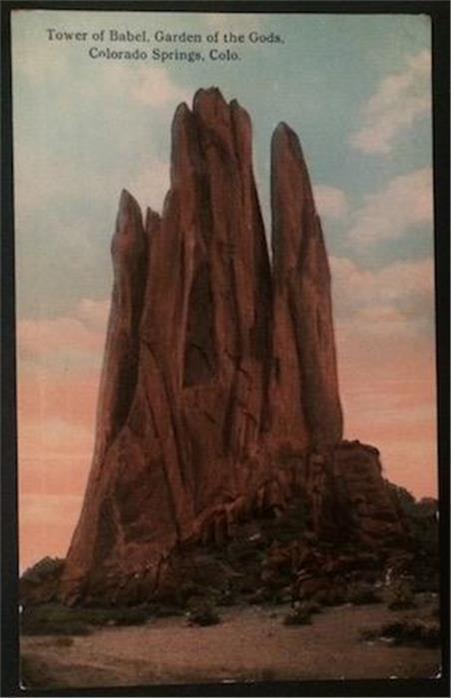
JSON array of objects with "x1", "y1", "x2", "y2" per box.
[
  {"x1": 12, "y1": 10, "x2": 433, "y2": 313},
  {"x1": 11, "y1": 10, "x2": 437, "y2": 567}
]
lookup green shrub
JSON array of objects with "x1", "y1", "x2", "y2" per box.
[
  {"x1": 347, "y1": 583, "x2": 382, "y2": 605},
  {"x1": 302, "y1": 600, "x2": 322, "y2": 614},
  {"x1": 186, "y1": 599, "x2": 221, "y2": 626},
  {"x1": 361, "y1": 619, "x2": 440, "y2": 648},
  {"x1": 387, "y1": 579, "x2": 416, "y2": 610},
  {"x1": 283, "y1": 604, "x2": 312, "y2": 626},
  {"x1": 20, "y1": 603, "x2": 151, "y2": 635},
  {"x1": 21, "y1": 557, "x2": 65, "y2": 585},
  {"x1": 53, "y1": 636, "x2": 74, "y2": 647}
]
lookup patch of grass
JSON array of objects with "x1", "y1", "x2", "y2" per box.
[
  {"x1": 261, "y1": 500, "x2": 307, "y2": 545},
  {"x1": 150, "y1": 603, "x2": 183, "y2": 618},
  {"x1": 283, "y1": 604, "x2": 312, "y2": 626},
  {"x1": 314, "y1": 586, "x2": 347, "y2": 607},
  {"x1": 226, "y1": 538, "x2": 262, "y2": 564},
  {"x1": 185, "y1": 597, "x2": 221, "y2": 626},
  {"x1": 347, "y1": 583, "x2": 382, "y2": 605},
  {"x1": 301, "y1": 600, "x2": 322, "y2": 614},
  {"x1": 186, "y1": 604, "x2": 221, "y2": 627},
  {"x1": 21, "y1": 615, "x2": 91, "y2": 637},
  {"x1": 387, "y1": 579, "x2": 416, "y2": 610},
  {"x1": 361, "y1": 619, "x2": 441, "y2": 648},
  {"x1": 21, "y1": 557, "x2": 64, "y2": 585},
  {"x1": 20, "y1": 603, "x2": 151, "y2": 636},
  {"x1": 265, "y1": 588, "x2": 292, "y2": 606},
  {"x1": 218, "y1": 587, "x2": 237, "y2": 607},
  {"x1": 53, "y1": 636, "x2": 74, "y2": 647}
]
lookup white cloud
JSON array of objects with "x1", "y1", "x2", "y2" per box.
[
  {"x1": 331, "y1": 255, "x2": 434, "y2": 313},
  {"x1": 350, "y1": 50, "x2": 431, "y2": 155},
  {"x1": 338, "y1": 304, "x2": 425, "y2": 342},
  {"x1": 75, "y1": 298, "x2": 110, "y2": 332},
  {"x1": 314, "y1": 184, "x2": 349, "y2": 220},
  {"x1": 18, "y1": 297, "x2": 109, "y2": 367},
  {"x1": 13, "y1": 24, "x2": 189, "y2": 110},
  {"x1": 14, "y1": 145, "x2": 169, "y2": 226},
  {"x1": 331, "y1": 254, "x2": 435, "y2": 351},
  {"x1": 14, "y1": 156, "x2": 119, "y2": 223},
  {"x1": 12, "y1": 15, "x2": 76, "y2": 85},
  {"x1": 127, "y1": 160, "x2": 170, "y2": 213},
  {"x1": 100, "y1": 63, "x2": 189, "y2": 108},
  {"x1": 347, "y1": 168, "x2": 433, "y2": 247},
  {"x1": 19, "y1": 419, "x2": 93, "y2": 459},
  {"x1": 20, "y1": 493, "x2": 84, "y2": 523}
]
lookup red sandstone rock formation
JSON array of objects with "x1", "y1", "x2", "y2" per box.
[
  {"x1": 59, "y1": 88, "x2": 402, "y2": 605},
  {"x1": 269, "y1": 124, "x2": 343, "y2": 451},
  {"x1": 302, "y1": 442, "x2": 404, "y2": 546}
]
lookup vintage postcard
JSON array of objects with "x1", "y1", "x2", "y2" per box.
[{"x1": 4, "y1": 3, "x2": 446, "y2": 693}]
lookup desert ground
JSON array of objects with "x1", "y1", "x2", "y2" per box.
[{"x1": 21, "y1": 599, "x2": 441, "y2": 690}]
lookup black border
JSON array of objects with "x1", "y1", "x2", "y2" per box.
[
  {"x1": 1, "y1": 0, "x2": 20, "y2": 694},
  {"x1": 1, "y1": 1, "x2": 449, "y2": 696}
]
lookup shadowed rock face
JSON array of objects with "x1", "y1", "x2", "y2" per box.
[{"x1": 59, "y1": 88, "x2": 401, "y2": 605}]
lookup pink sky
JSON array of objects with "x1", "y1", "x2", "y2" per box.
[{"x1": 17, "y1": 285, "x2": 438, "y2": 571}]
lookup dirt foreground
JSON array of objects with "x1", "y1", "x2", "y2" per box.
[{"x1": 21, "y1": 602, "x2": 441, "y2": 689}]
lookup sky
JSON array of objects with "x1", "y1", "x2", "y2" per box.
[{"x1": 11, "y1": 10, "x2": 436, "y2": 571}]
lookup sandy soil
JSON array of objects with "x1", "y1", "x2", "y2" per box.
[{"x1": 21, "y1": 603, "x2": 441, "y2": 689}]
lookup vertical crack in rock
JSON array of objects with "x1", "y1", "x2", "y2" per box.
[{"x1": 183, "y1": 261, "x2": 217, "y2": 387}]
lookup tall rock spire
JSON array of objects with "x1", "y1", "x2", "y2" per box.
[
  {"x1": 60, "y1": 89, "x2": 274, "y2": 604},
  {"x1": 59, "y1": 92, "x2": 400, "y2": 607},
  {"x1": 96, "y1": 189, "x2": 149, "y2": 461},
  {"x1": 270, "y1": 123, "x2": 343, "y2": 450},
  {"x1": 60, "y1": 190, "x2": 150, "y2": 601}
]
